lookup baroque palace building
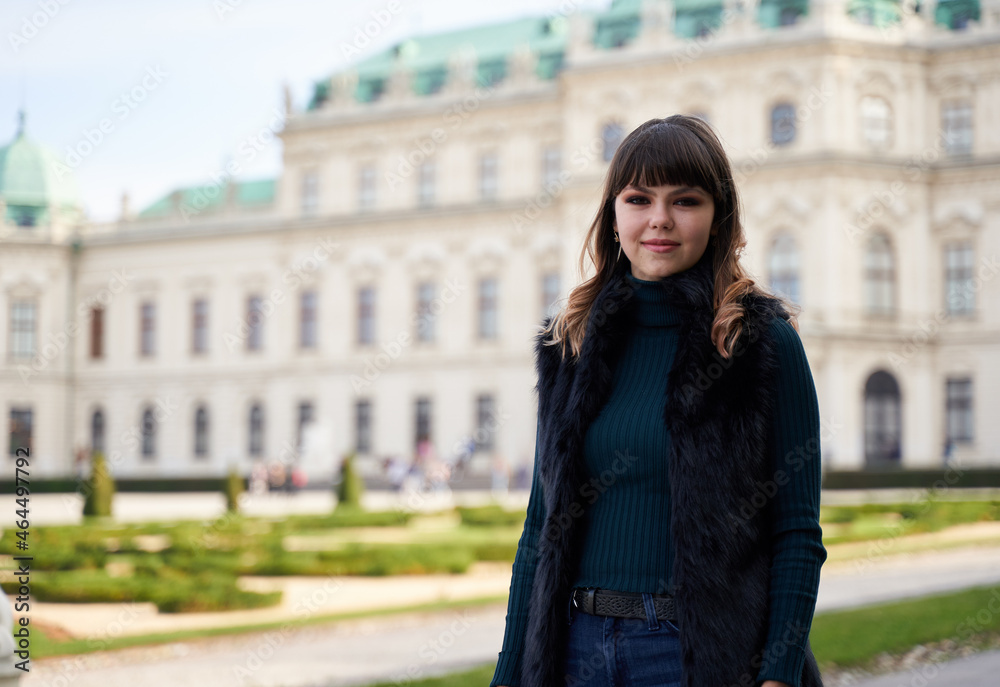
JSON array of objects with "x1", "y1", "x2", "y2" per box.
[{"x1": 1, "y1": 0, "x2": 998, "y2": 481}]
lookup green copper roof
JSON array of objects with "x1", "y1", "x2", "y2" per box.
[
  {"x1": 310, "y1": 14, "x2": 570, "y2": 108},
  {"x1": 0, "y1": 112, "x2": 82, "y2": 212},
  {"x1": 138, "y1": 177, "x2": 276, "y2": 218},
  {"x1": 846, "y1": 0, "x2": 980, "y2": 28}
]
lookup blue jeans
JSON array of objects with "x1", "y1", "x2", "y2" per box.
[{"x1": 560, "y1": 591, "x2": 683, "y2": 686}]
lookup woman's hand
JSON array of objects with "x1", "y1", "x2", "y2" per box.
[{"x1": 761, "y1": 681, "x2": 792, "y2": 687}]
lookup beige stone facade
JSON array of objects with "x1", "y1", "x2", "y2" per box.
[{"x1": 2, "y1": 0, "x2": 998, "y2": 480}]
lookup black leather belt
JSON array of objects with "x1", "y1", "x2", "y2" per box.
[{"x1": 571, "y1": 587, "x2": 677, "y2": 624}]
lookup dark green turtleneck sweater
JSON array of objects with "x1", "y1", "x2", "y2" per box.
[{"x1": 490, "y1": 271, "x2": 827, "y2": 687}]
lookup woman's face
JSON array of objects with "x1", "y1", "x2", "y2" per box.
[{"x1": 613, "y1": 182, "x2": 717, "y2": 281}]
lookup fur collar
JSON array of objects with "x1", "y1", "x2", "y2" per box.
[{"x1": 520, "y1": 245, "x2": 823, "y2": 687}]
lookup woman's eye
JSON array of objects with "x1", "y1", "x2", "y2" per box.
[{"x1": 625, "y1": 196, "x2": 646, "y2": 204}]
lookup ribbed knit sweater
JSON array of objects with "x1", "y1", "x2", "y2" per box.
[{"x1": 490, "y1": 271, "x2": 827, "y2": 687}]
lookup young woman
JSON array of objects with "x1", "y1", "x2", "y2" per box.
[{"x1": 491, "y1": 115, "x2": 827, "y2": 687}]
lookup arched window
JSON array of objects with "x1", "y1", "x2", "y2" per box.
[
  {"x1": 249, "y1": 403, "x2": 264, "y2": 457},
  {"x1": 768, "y1": 233, "x2": 800, "y2": 305},
  {"x1": 865, "y1": 233, "x2": 895, "y2": 316},
  {"x1": 141, "y1": 406, "x2": 156, "y2": 459},
  {"x1": 194, "y1": 405, "x2": 209, "y2": 459},
  {"x1": 861, "y1": 95, "x2": 892, "y2": 149},
  {"x1": 770, "y1": 102, "x2": 797, "y2": 146},
  {"x1": 601, "y1": 122, "x2": 624, "y2": 163},
  {"x1": 90, "y1": 408, "x2": 105, "y2": 455},
  {"x1": 864, "y1": 370, "x2": 901, "y2": 465}
]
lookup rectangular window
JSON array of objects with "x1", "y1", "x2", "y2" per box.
[
  {"x1": 297, "y1": 401, "x2": 314, "y2": 450},
  {"x1": 248, "y1": 404, "x2": 264, "y2": 457},
  {"x1": 356, "y1": 399, "x2": 371, "y2": 454},
  {"x1": 541, "y1": 272, "x2": 560, "y2": 319},
  {"x1": 942, "y1": 100, "x2": 973, "y2": 156},
  {"x1": 192, "y1": 298, "x2": 208, "y2": 354},
  {"x1": 415, "y1": 396, "x2": 432, "y2": 446},
  {"x1": 10, "y1": 301, "x2": 36, "y2": 359},
  {"x1": 358, "y1": 286, "x2": 375, "y2": 345},
  {"x1": 475, "y1": 394, "x2": 496, "y2": 451},
  {"x1": 478, "y1": 277, "x2": 498, "y2": 340},
  {"x1": 301, "y1": 169, "x2": 319, "y2": 217},
  {"x1": 89, "y1": 307, "x2": 104, "y2": 359},
  {"x1": 479, "y1": 152, "x2": 498, "y2": 200},
  {"x1": 140, "y1": 301, "x2": 155, "y2": 357},
  {"x1": 9, "y1": 407, "x2": 32, "y2": 458},
  {"x1": 416, "y1": 281, "x2": 436, "y2": 343},
  {"x1": 300, "y1": 290, "x2": 318, "y2": 348},
  {"x1": 944, "y1": 241, "x2": 975, "y2": 315},
  {"x1": 946, "y1": 377, "x2": 973, "y2": 443},
  {"x1": 359, "y1": 164, "x2": 377, "y2": 211},
  {"x1": 418, "y1": 161, "x2": 435, "y2": 208},
  {"x1": 247, "y1": 295, "x2": 263, "y2": 351}
]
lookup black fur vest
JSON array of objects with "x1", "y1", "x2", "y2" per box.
[{"x1": 520, "y1": 245, "x2": 823, "y2": 687}]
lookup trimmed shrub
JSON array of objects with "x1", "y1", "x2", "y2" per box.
[
  {"x1": 335, "y1": 452, "x2": 365, "y2": 510},
  {"x1": 82, "y1": 452, "x2": 115, "y2": 518},
  {"x1": 224, "y1": 468, "x2": 244, "y2": 513}
]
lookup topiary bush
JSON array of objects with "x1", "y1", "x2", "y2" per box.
[
  {"x1": 335, "y1": 452, "x2": 365, "y2": 510},
  {"x1": 224, "y1": 468, "x2": 244, "y2": 513},
  {"x1": 82, "y1": 452, "x2": 115, "y2": 518}
]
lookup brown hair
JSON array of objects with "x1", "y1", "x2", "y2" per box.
[{"x1": 543, "y1": 114, "x2": 799, "y2": 361}]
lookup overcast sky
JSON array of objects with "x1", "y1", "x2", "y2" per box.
[{"x1": 1, "y1": 0, "x2": 610, "y2": 223}]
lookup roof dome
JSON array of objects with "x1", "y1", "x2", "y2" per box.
[{"x1": 0, "y1": 111, "x2": 82, "y2": 226}]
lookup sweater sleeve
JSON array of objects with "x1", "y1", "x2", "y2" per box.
[
  {"x1": 490, "y1": 422, "x2": 546, "y2": 687},
  {"x1": 755, "y1": 319, "x2": 828, "y2": 687}
]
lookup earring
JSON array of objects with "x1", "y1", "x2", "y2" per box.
[{"x1": 613, "y1": 233, "x2": 619, "y2": 243}]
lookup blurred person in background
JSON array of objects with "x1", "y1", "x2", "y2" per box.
[{"x1": 492, "y1": 115, "x2": 826, "y2": 687}]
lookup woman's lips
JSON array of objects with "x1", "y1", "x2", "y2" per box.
[{"x1": 643, "y1": 243, "x2": 679, "y2": 253}]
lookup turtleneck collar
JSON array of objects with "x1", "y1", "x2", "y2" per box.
[
  {"x1": 611, "y1": 242, "x2": 716, "y2": 329},
  {"x1": 624, "y1": 271, "x2": 685, "y2": 328}
]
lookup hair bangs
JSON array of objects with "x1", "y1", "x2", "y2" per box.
[{"x1": 614, "y1": 123, "x2": 720, "y2": 201}]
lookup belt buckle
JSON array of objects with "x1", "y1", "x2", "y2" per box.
[{"x1": 572, "y1": 587, "x2": 598, "y2": 615}]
